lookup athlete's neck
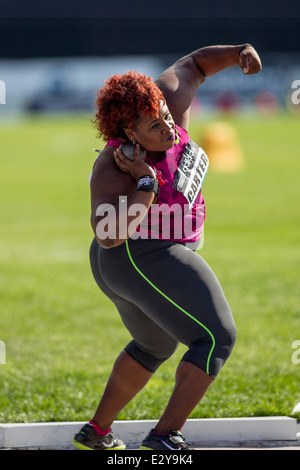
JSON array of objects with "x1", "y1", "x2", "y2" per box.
[{"x1": 146, "y1": 150, "x2": 166, "y2": 161}]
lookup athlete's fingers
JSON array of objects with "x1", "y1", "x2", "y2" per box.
[
  {"x1": 134, "y1": 143, "x2": 142, "y2": 161},
  {"x1": 114, "y1": 149, "x2": 155, "y2": 180},
  {"x1": 239, "y1": 47, "x2": 262, "y2": 75},
  {"x1": 114, "y1": 149, "x2": 126, "y2": 167},
  {"x1": 240, "y1": 52, "x2": 250, "y2": 74}
]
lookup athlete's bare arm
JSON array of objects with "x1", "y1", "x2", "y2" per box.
[
  {"x1": 156, "y1": 44, "x2": 262, "y2": 130},
  {"x1": 90, "y1": 145, "x2": 155, "y2": 249}
]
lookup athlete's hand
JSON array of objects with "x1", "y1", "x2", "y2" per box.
[
  {"x1": 239, "y1": 45, "x2": 262, "y2": 75},
  {"x1": 114, "y1": 144, "x2": 155, "y2": 181}
]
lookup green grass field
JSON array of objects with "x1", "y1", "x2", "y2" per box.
[{"x1": 0, "y1": 111, "x2": 299, "y2": 423}]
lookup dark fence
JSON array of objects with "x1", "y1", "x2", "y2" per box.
[{"x1": 0, "y1": 0, "x2": 299, "y2": 58}]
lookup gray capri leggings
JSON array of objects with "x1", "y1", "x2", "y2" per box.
[{"x1": 90, "y1": 237, "x2": 236, "y2": 379}]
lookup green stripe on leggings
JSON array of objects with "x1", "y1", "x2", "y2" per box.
[{"x1": 125, "y1": 240, "x2": 215, "y2": 376}]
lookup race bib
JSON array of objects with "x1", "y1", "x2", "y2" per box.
[{"x1": 173, "y1": 140, "x2": 209, "y2": 210}]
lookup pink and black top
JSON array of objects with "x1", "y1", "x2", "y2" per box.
[{"x1": 105, "y1": 125, "x2": 209, "y2": 249}]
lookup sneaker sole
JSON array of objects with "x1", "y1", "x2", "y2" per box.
[{"x1": 72, "y1": 438, "x2": 126, "y2": 451}]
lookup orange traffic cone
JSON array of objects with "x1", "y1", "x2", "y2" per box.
[{"x1": 200, "y1": 121, "x2": 245, "y2": 172}]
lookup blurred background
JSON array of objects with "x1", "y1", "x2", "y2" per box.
[{"x1": 0, "y1": 0, "x2": 300, "y2": 118}]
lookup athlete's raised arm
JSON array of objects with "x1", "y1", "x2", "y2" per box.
[{"x1": 156, "y1": 44, "x2": 262, "y2": 130}]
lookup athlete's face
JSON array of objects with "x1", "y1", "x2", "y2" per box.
[{"x1": 125, "y1": 101, "x2": 176, "y2": 157}]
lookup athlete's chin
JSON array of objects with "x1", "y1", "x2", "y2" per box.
[
  {"x1": 164, "y1": 139, "x2": 175, "y2": 150},
  {"x1": 146, "y1": 141, "x2": 174, "y2": 153}
]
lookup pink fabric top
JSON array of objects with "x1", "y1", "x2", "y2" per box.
[
  {"x1": 105, "y1": 138, "x2": 123, "y2": 148},
  {"x1": 105, "y1": 125, "x2": 208, "y2": 249}
]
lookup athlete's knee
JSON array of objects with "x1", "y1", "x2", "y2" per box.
[
  {"x1": 124, "y1": 339, "x2": 179, "y2": 373},
  {"x1": 181, "y1": 314, "x2": 236, "y2": 379}
]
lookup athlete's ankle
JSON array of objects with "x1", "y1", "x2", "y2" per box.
[
  {"x1": 89, "y1": 420, "x2": 111, "y2": 436},
  {"x1": 153, "y1": 428, "x2": 170, "y2": 436}
]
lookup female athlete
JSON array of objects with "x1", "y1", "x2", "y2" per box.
[{"x1": 73, "y1": 44, "x2": 262, "y2": 450}]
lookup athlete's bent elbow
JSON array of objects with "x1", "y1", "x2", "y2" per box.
[
  {"x1": 95, "y1": 236, "x2": 126, "y2": 249},
  {"x1": 96, "y1": 237, "x2": 116, "y2": 249}
]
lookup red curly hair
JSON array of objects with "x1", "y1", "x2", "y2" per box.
[{"x1": 94, "y1": 71, "x2": 164, "y2": 142}]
